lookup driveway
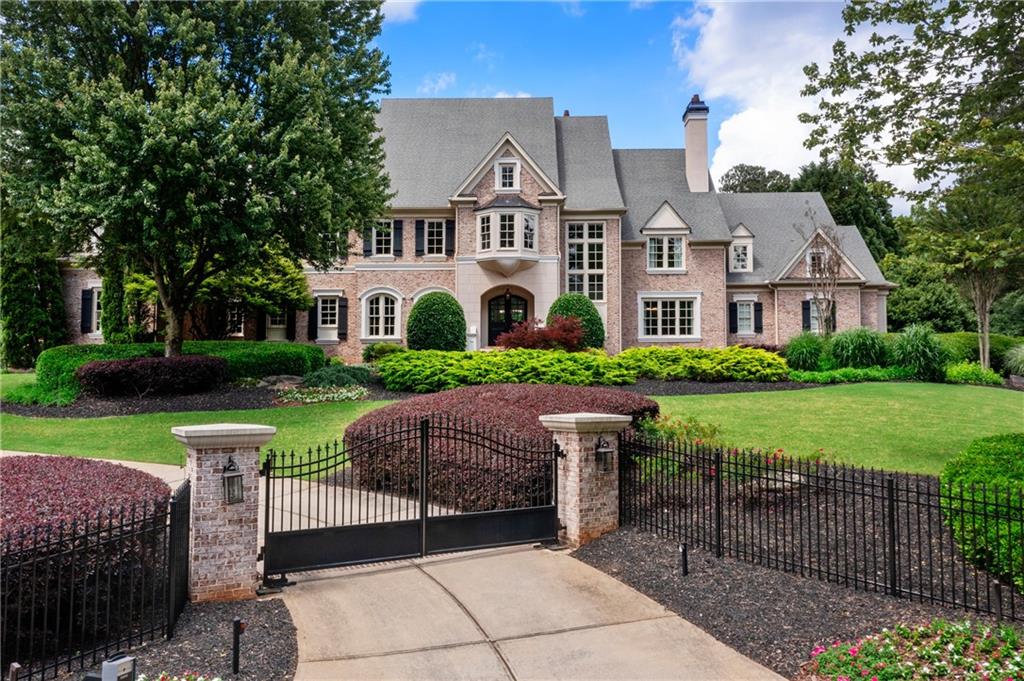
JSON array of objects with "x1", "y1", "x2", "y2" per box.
[{"x1": 283, "y1": 545, "x2": 782, "y2": 681}]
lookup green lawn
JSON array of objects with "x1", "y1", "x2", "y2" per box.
[
  {"x1": 656, "y1": 383, "x2": 1023, "y2": 476},
  {"x1": 0, "y1": 372, "x2": 36, "y2": 398},
  {"x1": 0, "y1": 400, "x2": 391, "y2": 466}
]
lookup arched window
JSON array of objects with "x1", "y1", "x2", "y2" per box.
[{"x1": 365, "y1": 292, "x2": 399, "y2": 339}]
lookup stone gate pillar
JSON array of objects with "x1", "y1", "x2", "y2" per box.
[
  {"x1": 171, "y1": 423, "x2": 276, "y2": 602},
  {"x1": 539, "y1": 413, "x2": 632, "y2": 548}
]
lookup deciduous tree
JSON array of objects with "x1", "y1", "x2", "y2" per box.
[{"x1": 719, "y1": 164, "x2": 792, "y2": 193}]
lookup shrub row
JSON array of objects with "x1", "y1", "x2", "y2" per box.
[
  {"x1": 940, "y1": 433, "x2": 1024, "y2": 591},
  {"x1": 937, "y1": 331, "x2": 1024, "y2": 375},
  {"x1": 611, "y1": 346, "x2": 789, "y2": 382},
  {"x1": 376, "y1": 349, "x2": 635, "y2": 393},
  {"x1": 788, "y1": 365, "x2": 917, "y2": 384},
  {"x1": 77, "y1": 355, "x2": 228, "y2": 396},
  {"x1": 303, "y1": 364, "x2": 372, "y2": 388},
  {"x1": 36, "y1": 341, "x2": 325, "y2": 396}
]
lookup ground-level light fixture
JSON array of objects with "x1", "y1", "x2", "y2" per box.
[
  {"x1": 594, "y1": 436, "x2": 614, "y2": 473},
  {"x1": 222, "y1": 456, "x2": 244, "y2": 504}
]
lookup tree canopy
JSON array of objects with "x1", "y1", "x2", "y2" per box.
[
  {"x1": 879, "y1": 253, "x2": 973, "y2": 333},
  {"x1": 718, "y1": 164, "x2": 792, "y2": 193},
  {"x1": 1, "y1": 1, "x2": 391, "y2": 355}
]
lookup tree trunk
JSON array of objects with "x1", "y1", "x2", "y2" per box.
[
  {"x1": 979, "y1": 308, "x2": 990, "y2": 370},
  {"x1": 164, "y1": 306, "x2": 185, "y2": 357}
]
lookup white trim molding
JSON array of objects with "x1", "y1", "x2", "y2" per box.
[
  {"x1": 636, "y1": 290, "x2": 703, "y2": 342},
  {"x1": 412, "y1": 286, "x2": 455, "y2": 301},
  {"x1": 360, "y1": 286, "x2": 403, "y2": 342}
]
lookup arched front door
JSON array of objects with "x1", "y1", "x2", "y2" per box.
[{"x1": 487, "y1": 292, "x2": 528, "y2": 345}]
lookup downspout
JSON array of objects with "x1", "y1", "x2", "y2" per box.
[{"x1": 772, "y1": 283, "x2": 779, "y2": 346}]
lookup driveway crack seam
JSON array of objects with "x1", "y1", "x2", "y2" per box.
[{"x1": 413, "y1": 562, "x2": 519, "y2": 681}]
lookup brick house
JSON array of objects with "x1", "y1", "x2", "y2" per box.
[{"x1": 61, "y1": 95, "x2": 893, "y2": 362}]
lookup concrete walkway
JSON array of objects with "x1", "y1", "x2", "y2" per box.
[{"x1": 284, "y1": 545, "x2": 781, "y2": 681}]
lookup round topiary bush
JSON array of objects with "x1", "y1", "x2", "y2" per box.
[
  {"x1": 828, "y1": 327, "x2": 890, "y2": 368},
  {"x1": 784, "y1": 332, "x2": 826, "y2": 371},
  {"x1": 890, "y1": 324, "x2": 947, "y2": 381},
  {"x1": 345, "y1": 384, "x2": 658, "y2": 512},
  {"x1": 406, "y1": 292, "x2": 466, "y2": 351},
  {"x1": 940, "y1": 433, "x2": 1024, "y2": 591},
  {"x1": 547, "y1": 293, "x2": 605, "y2": 349}
]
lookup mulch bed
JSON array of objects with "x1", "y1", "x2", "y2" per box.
[
  {"x1": 574, "y1": 528, "x2": 1010, "y2": 679},
  {"x1": 1, "y1": 385, "x2": 278, "y2": 418},
  {"x1": 614, "y1": 378, "x2": 821, "y2": 396},
  {"x1": 60, "y1": 598, "x2": 296, "y2": 680}
]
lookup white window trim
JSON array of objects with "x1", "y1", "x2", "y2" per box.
[
  {"x1": 88, "y1": 286, "x2": 102, "y2": 336},
  {"x1": 806, "y1": 248, "x2": 827, "y2": 277},
  {"x1": 637, "y1": 291, "x2": 702, "y2": 342},
  {"x1": 425, "y1": 219, "x2": 446, "y2": 256},
  {"x1": 804, "y1": 292, "x2": 832, "y2": 335},
  {"x1": 360, "y1": 286, "x2": 403, "y2": 341},
  {"x1": 494, "y1": 159, "x2": 521, "y2": 193},
  {"x1": 566, "y1": 221, "x2": 607, "y2": 302},
  {"x1": 226, "y1": 302, "x2": 245, "y2": 337},
  {"x1": 730, "y1": 241, "x2": 753, "y2": 273},
  {"x1": 373, "y1": 220, "x2": 394, "y2": 257},
  {"x1": 646, "y1": 235, "x2": 687, "y2": 273},
  {"x1": 476, "y1": 209, "x2": 539, "y2": 254},
  {"x1": 735, "y1": 300, "x2": 755, "y2": 336},
  {"x1": 318, "y1": 296, "x2": 339, "y2": 328}
]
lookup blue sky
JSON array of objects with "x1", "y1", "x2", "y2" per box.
[{"x1": 377, "y1": 1, "x2": 918, "y2": 208}]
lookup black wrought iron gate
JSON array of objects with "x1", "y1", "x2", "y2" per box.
[{"x1": 261, "y1": 416, "x2": 559, "y2": 577}]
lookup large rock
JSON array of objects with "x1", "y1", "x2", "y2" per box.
[{"x1": 258, "y1": 375, "x2": 304, "y2": 390}]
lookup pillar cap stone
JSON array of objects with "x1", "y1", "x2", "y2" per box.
[
  {"x1": 172, "y1": 423, "x2": 277, "y2": 449},
  {"x1": 538, "y1": 412, "x2": 632, "y2": 434}
]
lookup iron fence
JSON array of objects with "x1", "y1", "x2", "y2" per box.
[
  {"x1": 1, "y1": 480, "x2": 191, "y2": 679},
  {"x1": 619, "y1": 433, "x2": 1024, "y2": 622}
]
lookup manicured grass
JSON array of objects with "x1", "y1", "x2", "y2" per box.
[
  {"x1": 655, "y1": 383, "x2": 1024, "y2": 476},
  {"x1": 0, "y1": 401, "x2": 391, "y2": 466},
  {"x1": 1, "y1": 372, "x2": 36, "y2": 399}
]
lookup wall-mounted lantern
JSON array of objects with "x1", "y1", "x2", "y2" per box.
[
  {"x1": 222, "y1": 456, "x2": 244, "y2": 504},
  {"x1": 594, "y1": 436, "x2": 614, "y2": 473}
]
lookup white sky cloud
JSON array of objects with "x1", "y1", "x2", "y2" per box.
[
  {"x1": 494, "y1": 90, "x2": 533, "y2": 99},
  {"x1": 382, "y1": 1, "x2": 421, "y2": 23},
  {"x1": 417, "y1": 72, "x2": 457, "y2": 95},
  {"x1": 629, "y1": 0, "x2": 655, "y2": 9},
  {"x1": 672, "y1": 1, "x2": 918, "y2": 212}
]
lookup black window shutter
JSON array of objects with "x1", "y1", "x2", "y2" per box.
[
  {"x1": 754, "y1": 303, "x2": 764, "y2": 333},
  {"x1": 256, "y1": 313, "x2": 267, "y2": 340},
  {"x1": 415, "y1": 220, "x2": 425, "y2": 256},
  {"x1": 338, "y1": 297, "x2": 349, "y2": 340},
  {"x1": 286, "y1": 309, "x2": 296, "y2": 341},
  {"x1": 801, "y1": 301, "x2": 811, "y2": 331},
  {"x1": 80, "y1": 289, "x2": 93, "y2": 333},
  {"x1": 393, "y1": 220, "x2": 403, "y2": 256},
  {"x1": 307, "y1": 300, "x2": 318, "y2": 341},
  {"x1": 445, "y1": 219, "x2": 456, "y2": 256},
  {"x1": 831, "y1": 303, "x2": 837, "y2": 331},
  {"x1": 728, "y1": 303, "x2": 738, "y2": 334},
  {"x1": 362, "y1": 230, "x2": 372, "y2": 257}
]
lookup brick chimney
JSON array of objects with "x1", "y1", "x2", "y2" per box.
[{"x1": 683, "y1": 94, "x2": 710, "y2": 192}]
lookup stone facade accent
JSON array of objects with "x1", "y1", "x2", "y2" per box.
[
  {"x1": 539, "y1": 412, "x2": 632, "y2": 548},
  {"x1": 172, "y1": 424, "x2": 276, "y2": 603}
]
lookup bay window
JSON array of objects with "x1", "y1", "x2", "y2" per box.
[
  {"x1": 480, "y1": 215, "x2": 491, "y2": 250},
  {"x1": 499, "y1": 213, "x2": 516, "y2": 249},
  {"x1": 476, "y1": 210, "x2": 539, "y2": 253}
]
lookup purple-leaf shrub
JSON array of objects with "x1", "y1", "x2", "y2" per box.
[{"x1": 76, "y1": 355, "x2": 228, "y2": 397}]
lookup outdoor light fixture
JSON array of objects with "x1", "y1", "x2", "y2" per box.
[
  {"x1": 222, "y1": 456, "x2": 244, "y2": 505},
  {"x1": 594, "y1": 436, "x2": 614, "y2": 473}
]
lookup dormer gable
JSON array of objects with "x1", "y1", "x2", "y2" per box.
[
  {"x1": 777, "y1": 227, "x2": 866, "y2": 281},
  {"x1": 640, "y1": 201, "x2": 690, "y2": 234},
  {"x1": 730, "y1": 223, "x2": 754, "y2": 238},
  {"x1": 729, "y1": 223, "x2": 754, "y2": 273},
  {"x1": 450, "y1": 132, "x2": 563, "y2": 203}
]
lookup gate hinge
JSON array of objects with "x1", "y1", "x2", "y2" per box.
[{"x1": 554, "y1": 443, "x2": 566, "y2": 459}]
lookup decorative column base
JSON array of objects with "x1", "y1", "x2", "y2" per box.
[
  {"x1": 172, "y1": 424, "x2": 276, "y2": 603},
  {"x1": 539, "y1": 413, "x2": 632, "y2": 548}
]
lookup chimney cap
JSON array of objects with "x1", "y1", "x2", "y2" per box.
[
  {"x1": 563, "y1": 109, "x2": 570, "y2": 117},
  {"x1": 684, "y1": 94, "x2": 709, "y2": 117}
]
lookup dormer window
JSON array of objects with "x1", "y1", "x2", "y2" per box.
[
  {"x1": 495, "y1": 160, "x2": 520, "y2": 192},
  {"x1": 730, "y1": 242, "x2": 752, "y2": 272},
  {"x1": 808, "y1": 249, "x2": 826, "y2": 276}
]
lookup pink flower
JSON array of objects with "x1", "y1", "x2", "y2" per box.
[
  {"x1": 848, "y1": 646, "x2": 859, "y2": 657},
  {"x1": 810, "y1": 646, "x2": 826, "y2": 658}
]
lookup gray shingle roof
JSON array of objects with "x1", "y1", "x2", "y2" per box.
[
  {"x1": 716, "y1": 193, "x2": 888, "y2": 285},
  {"x1": 554, "y1": 116, "x2": 624, "y2": 211},
  {"x1": 378, "y1": 98, "x2": 560, "y2": 209},
  {"x1": 612, "y1": 149, "x2": 731, "y2": 242}
]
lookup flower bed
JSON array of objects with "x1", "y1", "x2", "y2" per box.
[{"x1": 799, "y1": 619, "x2": 1023, "y2": 680}]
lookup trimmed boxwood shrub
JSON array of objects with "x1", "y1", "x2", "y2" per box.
[
  {"x1": 76, "y1": 355, "x2": 228, "y2": 396},
  {"x1": 611, "y1": 346, "x2": 789, "y2": 382},
  {"x1": 406, "y1": 292, "x2": 466, "y2": 351},
  {"x1": 303, "y1": 364, "x2": 372, "y2": 387},
  {"x1": 889, "y1": 324, "x2": 947, "y2": 382},
  {"x1": 938, "y1": 331, "x2": 1024, "y2": 374},
  {"x1": 376, "y1": 348, "x2": 635, "y2": 393},
  {"x1": 943, "y1": 361, "x2": 1004, "y2": 386},
  {"x1": 547, "y1": 293, "x2": 605, "y2": 349},
  {"x1": 784, "y1": 332, "x2": 827, "y2": 371},
  {"x1": 828, "y1": 327, "x2": 889, "y2": 368},
  {"x1": 345, "y1": 384, "x2": 658, "y2": 513},
  {"x1": 362, "y1": 342, "x2": 405, "y2": 363},
  {"x1": 940, "y1": 433, "x2": 1024, "y2": 591}
]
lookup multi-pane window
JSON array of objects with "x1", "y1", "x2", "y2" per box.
[
  {"x1": 367, "y1": 293, "x2": 397, "y2": 338},
  {"x1": 268, "y1": 311, "x2": 287, "y2": 328},
  {"x1": 731, "y1": 243, "x2": 750, "y2": 272},
  {"x1": 227, "y1": 304, "x2": 245, "y2": 336},
  {"x1": 426, "y1": 220, "x2": 445, "y2": 255},
  {"x1": 93, "y1": 289, "x2": 102, "y2": 332},
  {"x1": 499, "y1": 213, "x2": 516, "y2": 249},
  {"x1": 373, "y1": 221, "x2": 392, "y2": 256},
  {"x1": 498, "y1": 162, "x2": 516, "y2": 189},
  {"x1": 319, "y1": 297, "x2": 338, "y2": 327},
  {"x1": 809, "y1": 300, "x2": 823, "y2": 334},
  {"x1": 641, "y1": 297, "x2": 697, "y2": 338},
  {"x1": 567, "y1": 222, "x2": 604, "y2": 301},
  {"x1": 523, "y1": 214, "x2": 536, "y2": 250},
  {"x1": 480, "y1": 215, "x2": 491, "y2": 251},
  {"x1": 736, "y1": 300, "x2": 754, "y2": 334},
  {"x1": 647, "y1": 236, "x2": 684, "y2": 270},
  {"x1": 808, "y1": 250, "x2": 826, "y2": 276}
]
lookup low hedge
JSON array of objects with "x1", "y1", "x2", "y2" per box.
[
  {"x1": 77, "y1": 355, "x2": 228, "y2": 397},
  {"x1": 940, "y1": 433, "x2": 1024, "y2": 591},
  {"x1": 376, "y1": 348, "x2": 635, "y2": 393},
  {"x1": 788, "y1": 365, "x2": 916, "y2": 384},
  {"x1": 35, "y1": 341, "x2": 325, "y2": 397},
  {"x1": 943, "y1": 361, "x2": 1004, "y2": 386},
  {"x1": 303, "y1": 364, "x2": 372, "y2": 388},
  {"x1": 611, "y1": 346, "x2": 789, "y2": 382},
  {"x1": 938, "y1": 331, "x2": 1024, "y2": 374},
  {"x1": 362, "y1": 342, "x2": 405, "y2": 363}
]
